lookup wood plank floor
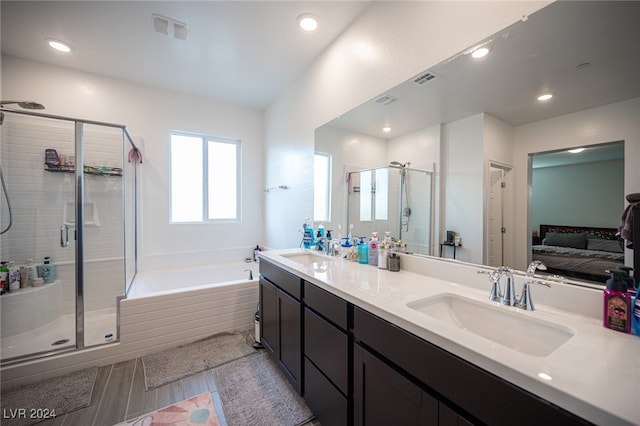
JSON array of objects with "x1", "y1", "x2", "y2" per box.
[{"x1": 34, "y1": 355, "x2": 320, "y2": 426}]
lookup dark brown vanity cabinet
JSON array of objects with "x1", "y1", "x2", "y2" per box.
[
  {"x1": 353, "y1": 307, "x2": 590, "y2": 426},
  {"x1": 303, "y1": 281, "x2": 350, "y2": 426},
  {"x1": 259, "y1": 260, "x2": 303, "y2": 394}
]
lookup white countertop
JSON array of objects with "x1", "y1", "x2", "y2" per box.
[{"x1": 260, "y1": 248, "x2": 640, "y2": 426}]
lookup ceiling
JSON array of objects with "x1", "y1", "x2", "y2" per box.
[
  {"x1": 1, "y1": 1, "x2": 370, "y2": 109},
  {"x1": 326, "y1": 1, "x2": 640, "y2": 139}
]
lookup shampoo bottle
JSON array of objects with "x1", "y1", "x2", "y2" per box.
[
  {"x1": 357, "y1": 237, "x2": 368, "y2": 264},
  {"x1": 0, "y1": 262, "x2": 9, "y2": 294},
  {"x1": 368, "y1": 232, "x2": 379, "y2": 266},
  {"x1": 38, "y1": 256, "x2": 55, "y2": 284},
  {"x1": 8, "y1": 261, "x2": 21, "y2": 291},
  {"x1": 603, "y1": 270, "x2": 631, "y2": 333}
]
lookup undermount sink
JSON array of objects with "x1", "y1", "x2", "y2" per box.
[
  {"x1": 407, "y1": 294, "x2": 575, "y2": 357},
  {"x1": 280, "y1": 252, "x2": 335, "y2": 265}
]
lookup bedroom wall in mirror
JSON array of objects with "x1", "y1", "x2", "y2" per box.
[
  {"x1": 313, "y1": 1, "x2": 640, "y2": 287},
  {"x1": 529, "y1": 141, "x2": 625, "y2": 284}
]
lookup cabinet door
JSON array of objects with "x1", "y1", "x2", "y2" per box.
[
  {"x1": 278, "y1": 288, "x2": 302, "y2": 393},
  {"x1": 259, "y1": 278, "x2": 277, "y2": 355},
  {"x1": 354, "y1": 343, "x2": 438, "y2": 426}
]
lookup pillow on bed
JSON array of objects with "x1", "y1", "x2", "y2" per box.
[
  {"x1": 586, "y1": 238, "x2": 624, "y2": 253},
  {"x1": 542, "y1": 232, "x2": 588, "y2": 249}
]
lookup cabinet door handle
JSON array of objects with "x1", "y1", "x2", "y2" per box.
[{"x1": 60, "y1": 225, "x2": 70, "y2": 247}]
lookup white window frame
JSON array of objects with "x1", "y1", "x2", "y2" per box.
[{"x1": 170, "y1": 131, "x2": 241, "y2": 224}]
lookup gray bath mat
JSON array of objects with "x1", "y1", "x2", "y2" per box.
[
  {"x1": 212, "y1": 351, "x2": 314, "y2": 426},
  {"x1": 0, "y1": 366, "x2": 98, "y2": 426},
  {"x1": 142, "y1": 331, "x2": 257, "y2": 390}
]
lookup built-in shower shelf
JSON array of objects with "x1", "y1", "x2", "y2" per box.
[{"x1": 45, "y1": 167, "x2": 122, "y2": 177}]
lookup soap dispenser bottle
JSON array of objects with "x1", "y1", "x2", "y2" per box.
[
  {"x1": 603, "y1": 269, "x2": 631, "y2": 333},
  {"x1": 368, "y1": 232, "x2": 379, "y2": 266},
  {"x1": 38, "y1": 256, "x2": 55, "y2": 284},
  {"x1": 357, "y1": 237, "x2": 368, "y2": 264}
]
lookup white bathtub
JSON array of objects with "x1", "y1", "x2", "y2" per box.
[
  {"x1": 128, "y1": 261, "x2": 259, "y2": 299},
  {"x1": 119, "y1": 261, "x2": 260, "y2": 358}
]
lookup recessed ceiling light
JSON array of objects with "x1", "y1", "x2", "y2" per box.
[
  {"x1": 537, "y1": 93, "x2": 553, "y2": 101},
  {"x1": 382, "y1": 126, "x2": 392, "y2": 133},
  {"x1": 46, "y1": 38, "x2": 72, "y2": 53},
  {"x1": 297, "y1": 13, "x2": 318, "y2": 31},
  {"x1": 471, "y1": 47, "x2": 490, "y2": 59},
  {"x1": 568, "y1": 148, "x2": 585, "y2": 154}
]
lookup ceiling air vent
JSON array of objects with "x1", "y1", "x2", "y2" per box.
[
  {"x1": 373, "y1": 95, "x2": 398, "y2": 106},
  {"x1": 413, "y1": 72, "x2": 437, "y2": 86}
]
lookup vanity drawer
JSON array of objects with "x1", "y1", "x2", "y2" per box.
[
  {"x1": 304, "y1": 281, "x2": 348, "y2": 330},
  {"x1": 304, "y1": 307, "x2": 348, "y2": 394},
  {"x1": 304, "y1": 357, "x2": 347, "y2": 426},
  {"x1": 260, "y1": 260, "x2": 302, "y2": 300}
]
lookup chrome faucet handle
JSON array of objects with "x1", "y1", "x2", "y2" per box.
[
  {"x1": 500, "y1": 274, "x2": 517, "y2": 306},
  {"x1": 489, "y1": 280, "x2": 501, "y2": 302},
  {"x1": 526, "y1": 260, "x2": 547, "y2": 277},
  {"x1": 487, "y1": 266, "x2": 512, "y2": 303},
  {"x1": 518, "y1": 280, "x2": 551, "y2": 311}
]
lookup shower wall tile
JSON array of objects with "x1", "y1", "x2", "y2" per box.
[{"x1": 1, "y1": 116, "x2": 126, "y2": 316}]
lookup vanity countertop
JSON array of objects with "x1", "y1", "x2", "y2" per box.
[{"x1": 260, "y1": 248, "x2": 639, "y2": 426}]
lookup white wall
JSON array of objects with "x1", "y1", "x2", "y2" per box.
[
  {"x1": 264, "y1": 1, "x2": 549, "y2": 250},
  {"x1": 513, "y1": 97, "x2": 640, "y2": 270},
  {"x1": 2, "y1": 56, "x2": 265, "y2": 270},
  {"x1": 442, "y1": 113, "x2": 484, "y2": 263}
]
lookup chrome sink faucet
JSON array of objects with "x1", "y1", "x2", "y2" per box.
[{"x1": 488, "y1": 265, "x2": 551, "y2": 310}]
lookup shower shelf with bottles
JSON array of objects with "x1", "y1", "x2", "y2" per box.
[{"x1": 44, "y1": 166, "x2": 122, "y2": 177}]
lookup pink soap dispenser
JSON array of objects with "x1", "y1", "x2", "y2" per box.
[{"x1": 603, "y1": 270, "x2": 631, "y2": 333}]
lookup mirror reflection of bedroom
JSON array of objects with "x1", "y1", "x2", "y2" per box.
[{"x1": 530, "y1": 140, "x2": 624, "y2": 284}]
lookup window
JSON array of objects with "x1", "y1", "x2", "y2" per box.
[
  {"x1": 314, "y1": 152, "x2": 331, "y2": 222},
  {"x1": 170, "y1": 132, "x2": 240, "y2": 223}
]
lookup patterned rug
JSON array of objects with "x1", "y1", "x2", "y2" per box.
[{"x1": 116, "y1": 392, "x2": 220, "y2": 426}]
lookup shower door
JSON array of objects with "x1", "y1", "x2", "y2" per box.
[{"x1": 0, "y1": 114, "x2": 78, "y2": 360}]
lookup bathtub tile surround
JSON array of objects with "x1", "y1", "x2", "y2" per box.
[{"x1": 1, "y1": 258, "x2": 259, "y2": 389}]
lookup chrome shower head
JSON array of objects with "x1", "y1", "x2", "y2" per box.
[
  {"x1": 389, "y1": 161, "x2": 404, "y2": 167},
  {"x1": 1, "y1": 100, "x2": 45, "y2": 110}
]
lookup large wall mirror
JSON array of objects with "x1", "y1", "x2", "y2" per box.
[{"x1": 314, "y1": 1, "x2": 640, "y2": 285}]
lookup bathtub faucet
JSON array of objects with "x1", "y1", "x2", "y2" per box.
[{"x1": 244, "y1": 269, "x2": 254, "y2": 280}]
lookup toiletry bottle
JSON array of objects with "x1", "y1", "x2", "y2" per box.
[
  {"x1": 8, "y1": 261, "x2": 21, "y2": 290},
  {"x1": 302, "y1": 217, "x2": 315, "y2": 249},
  {"x1": 357, "y1": 237, "x2": 368, "y2": 264},
  {"x1": 368, "y1": 232, "x2": 379, "y2": 266},
  {"x1": 316, "y1": 230, "x2": 324, "y2": 251},
  {"x1": 632, "y1": 290, "x2": 640, "y2": 337},
  {"x1": 0, "y1": 262, "x2": 9, "y2": 293},
  {"x1": 603, "y1": 270, "x2": 631, "y2": 333},
  {"x1": 253, "y1": 245, "x2": 262, "y2": 262},
  {"x1": 318, "y1": 223, "x2": 325, "y2": 238},
  {"x1": 27, "y1": 259, "x2": 38, "y2": 285},
  {"x1": 38, "y1": 256, "x2": 55, "y2": 284},
  {"x1": 388, "y1": 252, "x2": 401, "y2": 272}
]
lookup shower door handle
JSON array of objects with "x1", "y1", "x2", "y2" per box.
[{"x1": 60, "y1": 225, "x2": 70, "y2": 247}]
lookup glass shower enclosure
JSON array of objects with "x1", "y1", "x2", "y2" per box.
[
  {"x1": 347, "y1": 165, "x2": 434, "y2": 255},
  {"x1": 0, "y1": 108, "x2": 138, "y2": 363}
]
